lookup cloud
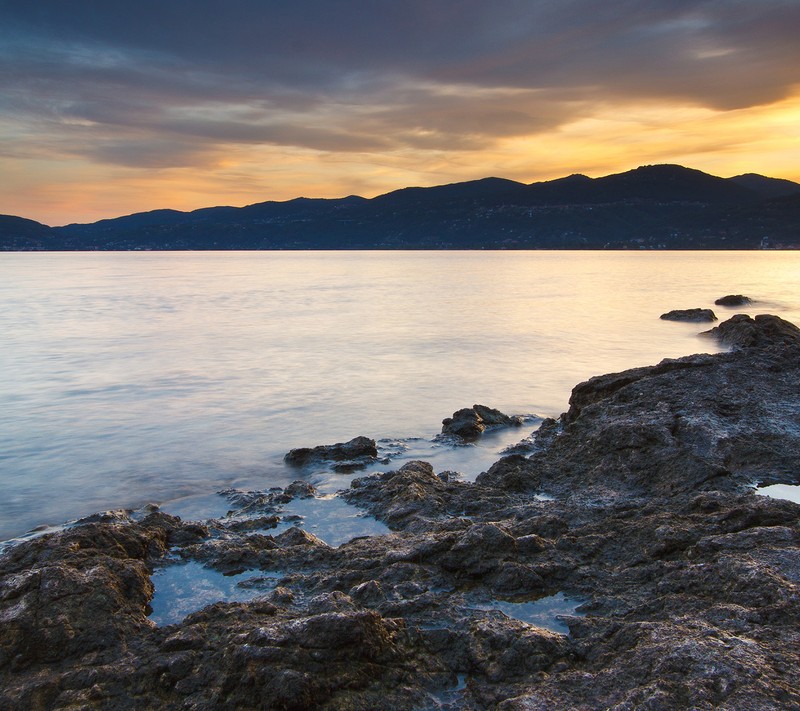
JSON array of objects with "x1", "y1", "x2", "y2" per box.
[{"x1": 1, "y1": 0, "x2": 799, "y2": 221}]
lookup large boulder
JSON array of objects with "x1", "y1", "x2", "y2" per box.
[
  {"x1": 481, "y1": 314, "x2": 800, "y2": 499},
  {"x1": 702, "y1": 313, "x2": 800, "y2": 349}
]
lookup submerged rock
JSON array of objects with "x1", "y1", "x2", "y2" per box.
[
  {"x1": 442, "y1": 404, "x2": 523, "y2": 440},
  {"x1": 284, "y1": 435, "x2": 378, "y2": 470},
  {"x1": 715, "y1": 294, "x2": 752, "y2": 306},
  {"x1": 659, "y1": 307, "x2": 717, "y2": 322}
]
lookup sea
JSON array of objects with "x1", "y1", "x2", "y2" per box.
[{"x1": 2, "y1": 250, "x2": 799, "y2": 544}]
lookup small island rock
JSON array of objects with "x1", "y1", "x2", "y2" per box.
[
  {"x1": 702, "y1": 313, "x2": 800, "y2": 349},
  {"x1": 441, "y1": 404, "x2": 523, "y2": 440},
  {"x1": 284, "y1": 436, "x2": 378, "y2": 469},
  {"x1": 660, "y1": 308, "x2": 717, "y2": 322},
  {"x1": 715, "y1": 294, "x2": 752, "y2": 306}
]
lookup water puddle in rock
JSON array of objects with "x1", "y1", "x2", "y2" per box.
[
  {"x1": 756, "y1": 484, "x2": 800, "y2": 504},
  {"x1": 268, "y1": 494, "x2": 390, "y2": 546},
  {"x1": 149, "y1": 560, "x2": 283, "y2": 626},
  {"x1": 474, "y1": 592, "x2": 583, "y2": 634},
  {"x1": 161, "y1": 492, "x2": 232, "y2": 521},
  {"x1": 427, "y1": 673, "x2": 468, "y2": 707},
  {"x1": 161, "y1": 491, "x2": 390, "y2": 548}
]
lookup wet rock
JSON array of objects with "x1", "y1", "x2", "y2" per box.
[
  {"x1": 274, "y1": 526, "x2": 330, "y2": 548},
  {"x1": 284, "y1": 436, "x2": 378, "y2": 470},
  {"x1": 344, "y1": 460, "x2": 457, "y2": 530},
  {"x1": 222, "y1": 515, "x2": 280, "y2": 532},
  {"x1": 283, "y1": 480, "x2": 317, "y2": 499},
  {"x1": 220, "y1": 481, "x2": 318, "y2": 520},
  {"x1": 269, "y1": 586, "x2": 295, "y2": 605},
  {"x1": 715, "y1": 294, "x2": 752, "y2": 306},
  {"x1": 442, "y1": 404, "x2": 523, "y2": 440},
  {"x1": 702, "y1": 313, "x2": 800, "y2": 349},
  {"x1": 660, "y1": 308, "x2": 717, "y2": 322}
]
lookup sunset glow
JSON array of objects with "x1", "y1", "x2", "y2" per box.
[{"x1": 2, "y1": 1, "x2": 799, "y2": 226}]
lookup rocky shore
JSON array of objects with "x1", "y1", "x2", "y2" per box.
[{"x1": 2, "y1": 314, "x2": 799, "y2": 710}]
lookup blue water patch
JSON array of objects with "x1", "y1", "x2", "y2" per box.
[
  {"x1": 161, "y1": 491, "x2": 391, "y2": 548},
  {"x1": 756, "y1": 484, "x2": 800, "y2": 504},
  {"x1": 427, "y1": 673, "x2": 468, "y2": 707},
  {"x1": 474, "y1": 592, "x2": 583, "y2": 634},
  {"x1": 269, "y1": 494, "x2": 390, "y2": 547},
  {"x1": 149, "y1": 560, "x2": 282, "y2": 626}
]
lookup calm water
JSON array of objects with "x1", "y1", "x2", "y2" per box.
[{"x1": 2, "y1": 251, "x2": 799, "y2": 541}]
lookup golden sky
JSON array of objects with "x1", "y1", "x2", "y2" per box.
[{"x1": 2, "y1": 1, "x2": 799, "y2": 226}]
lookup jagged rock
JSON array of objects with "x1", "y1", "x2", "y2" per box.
[
  {"x1": 440, "y1": 523, "x2": 517, "y2": 576},
  {"x1": 283, "y1": 480, "x2": 317, "y2": 499},
  {"x1": 472, "y1": 315, "x2": 800, "y2": 501},
  {"x1": 477, "y1": 454, "x2": 541, "y2": 492},
  {"x1": 442, "y1": 404, "x2": 523, "y2": 440},
  {"x1": 715, "y1": 294, "x2": 752, "y2": 306},
  {"x1": 702, "y1": 313, "x2": 800, "y2": 349},
  {"x1": 274, "y1": 526, "x2": 330, "y2": 548},
  {"x1": 284, "y1": 436, "x2": 378, "y2": 470},
  {"x1": 660, "y1": 308, "x2": 717, "y2": 322},
  {"x1": 3, "y1": 314, "x2": 800, "y2": 709},
  {"x1": 344, "y1": 460, "x2": 454, "y2": 530}
]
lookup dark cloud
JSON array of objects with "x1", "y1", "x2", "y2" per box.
[{"x1": 2, "y1": 0, "x2": 799, "y2": 168}]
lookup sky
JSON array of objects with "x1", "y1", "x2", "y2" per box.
[{"x1": 2, "y1": 1, "x2": 800, "y2": 226}]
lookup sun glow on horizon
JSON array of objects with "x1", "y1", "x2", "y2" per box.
[{"x1": 10, "y1": 90, "x2": 798, "y2": 227}]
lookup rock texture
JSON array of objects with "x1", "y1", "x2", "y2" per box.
[
  {"x1": 2, "y1": 314, "x2": 799, "y2": 710},
  {"x1": 442, "y1": 405, "x2": 524, "y2": 441},
  {"x1": 284, "y1": 435, "x2": 378, "y2": 471},
  {"x1": 660, "y1": 307, "x2": 717, "y2": 322},
  {"x1": 702, "y1": 312, "x2": 800, "y2": 349}
]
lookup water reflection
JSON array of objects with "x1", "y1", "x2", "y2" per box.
[
  {"x1": 3, "y1": 250, "x2": 799, "y2": 540},
  {"x1": 149, "y1": 561, "x2": 282, "y2": 626},
  {"x1": 755, "y1": 484, "x2": 800, "y2": 504},
  {"x1": 474, "y1": 592, "x2": 583, "y2": 634}
]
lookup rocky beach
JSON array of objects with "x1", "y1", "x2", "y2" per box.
[{"x1": 2, "y1": 313, "x2": 799, "y2": 710}]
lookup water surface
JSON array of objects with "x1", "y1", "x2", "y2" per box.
[{"x1": 2, "y1": 250, "x2": 798, "y2": 540}]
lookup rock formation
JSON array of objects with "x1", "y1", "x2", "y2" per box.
[
  {"x1": 659, "y1": 307, "x2": 717, "y2": 322},
  {"x1": 441, "y1": 405, "x2": 524, "y2": 441},
  {"x1": 1, "y1": 314, "x2": 799, "y2": 709},
  {"x1": 284, "y1": 435, "x2": 378, "y2": 471},
  {"x1": 715, "y1": 294, "x2": 752, "y2": 306}
]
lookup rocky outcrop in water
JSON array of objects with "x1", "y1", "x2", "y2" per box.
[
  {"x1": 284, "y1": 435, "x2": 378, "y2": 471},
  {"x1": 659, "y1": 307, "x2": 717, "y2": 322},
  {"x1": 1, "y1": 314, "x2": 799, "y2": 709},
  {"x1": 715, "y1": 294, "x2": 752, "y2": 306},
  {"x1": 702, "y1": 312, "x2": 800, "y2": 349},
  {"x1": 442, "y1": 405, "x2": 524, "y2": 441}
]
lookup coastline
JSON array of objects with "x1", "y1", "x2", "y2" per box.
[{"x1": 1, "y1": 313, "x2": 799, "y2": 709}]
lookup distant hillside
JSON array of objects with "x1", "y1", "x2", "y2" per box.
[
  {"x1": 728, "y1": 173, "x2": 800, "y2": 199},
  {"x1": 0, "y1": 215, "x2": 58, "y2": 250},
  {"x1": 3, "y1": 165, "x2": 799, "y2": 250}
]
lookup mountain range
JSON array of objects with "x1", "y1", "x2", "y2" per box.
[{"x1": 2, "y1": 164, "x2": 799, "y2": 250}]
